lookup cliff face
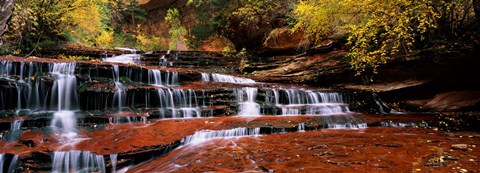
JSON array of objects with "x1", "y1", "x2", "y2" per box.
[{"x1": 0, "y1": 0, "x2": 14, "y2": 44}]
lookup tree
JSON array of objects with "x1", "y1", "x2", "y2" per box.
[
  {"x1": 293, "y1": 0, "x2": 440, "y2": 75},
  {"x1": 0, "y1": 0, "x2": 14, "y2": 45},
  {"x1": 165, "y1": 8, "x2": 187, "y2": 50}
]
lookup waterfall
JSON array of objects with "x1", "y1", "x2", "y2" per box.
[
  {"x1": 0, "y1": 61, "x2": 46, "y2": 112},
  {"x1": 110, "y1": 154, "x2": 118, "y2": 173},
  {"x1": 7, "y1": 120, "x2": 23, "y2": 141},
  {"x1": 0, "y1": 154, "x2": 18, "y2": 173},
  {"x1": 26, "y1": 62, "x2": 43, "y2": 110},
  {"x1": 381, "y1": 122, "x2": 427, "y2": 127},
  {"x1": 154, "y1": 89, "x2": 203, "y2": 118},
  {"x1": 102, "y1": 54, "x2": 141, "y2": 64},
  {"x1": 49, "y1": 63, "x2": 79, "y2": 140},
  {"x1": 298, "y1": 123, "x2": 305, "y2": 132},
  {"x1": 327, "y1": 123, "x2": 368, "y2": 129},
  {"x1": 372, "y1": 93, "x2": 404, "y2": 114},
  {"x1": 265, "y1": 89, "x2": 350, "y2": 115},
  {"x1": 210, "y1": 73, "x2": 255, "y2": 84},
  {"x1": 108, "y1": 116, "x2": 147, "y2": 124},
  {"x1": 0, "y1": 61, "x2": 13, "y2": 78},
  {"x1": 159, "y1": 50, "x2": 172, "y2": 67},
  {"x1": 50, "y1": 63, "x2": 78, "y2": 111},
  {"x1": 182, "y1": 127, "x2": 260, "y2": 145},
  {"x1": 0, "y1": 154, "x2": 3, "y2": 173},
  {"x1": 148, "y1": 69, "x2": 178, "y2": 86},
  {"x1": 15, "y1": 62, "x2": 26, "y2": 115},
  {"x1": 235, "y1": 87, "x2": 260, "y2": 116},
  {"x1": 201, "y1": 73, "x2": 210, "y2": 82},
  {"x1": 52, "y1": 151, "x2": 106, "y2": 173},
  {"x1": 112, "y1": 65, "x2": 125, "y2": 111}
]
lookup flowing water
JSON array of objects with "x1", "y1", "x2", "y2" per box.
[
  {"x1": 0, "y1": 154, "x2": 18, "y2": 173},
  {"x1": 182, "y1": 127, "x2": 261, "y2": 145},
  {"x1": 7, "y1": 120, "x2": 23, "y2": 141},
  {"x1": 49, "y1": 63, "x2": 79, "y2": 140},
  {"x1": 52, "y1": 151, "x2": 106, "y2": 173},
  {"x1": 207, "y1": 73, "x2": 256, "y2": 84},
  {"x1": 0, "y1": 53, "x2": 428, "y2": 172},
  {"x1": 235, "y1": 87, "x2": 261, "y2": 116}
]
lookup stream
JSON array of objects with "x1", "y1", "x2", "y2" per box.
[{"x1": 0, "y1": 52, "x2": 479, "y2": 173}]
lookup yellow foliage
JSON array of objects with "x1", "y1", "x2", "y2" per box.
[
  {"x1": 96, "y1": 30, "x2": 115, "y2": 48},
  {"x1": 293, "y1": 0, "x2": 440, "y2": 75},
  {"x1": 134, "y1": 25, "x2": 164, "y2": 51}
]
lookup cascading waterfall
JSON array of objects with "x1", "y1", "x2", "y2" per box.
[
  {"x1": 0, "y1": 61, "x2": 47, "y2": 112},
  {"x1": 110, "y1": 154, "x2": 118, "y2": 173},
  {"x1": 265, "y1": 89, "x2": 350, "y2": 115},
  {"x1": 381, "y1": 122, "x2": 427, "y2": 127},
  {"x1": 148, "y1": 69, "x2": 178, "y2": 86},
  {"x1": 159, "y1": 50, "x2": 172, "y2": 67},
  {"x1": 210, "y1": 73, "x2": 256, "y2": 84},
  {"x1": 112, "y1": 65, "x2": 125, "y2": 112},
  {"x1": 154, "y1": 89, "x2": 204, "y2": 118},
  {"x1": 372, "y1": 93, "x2": 404, "y2": 114},
  {"x1": 7, "y1": 120, "x2": 23, "y2": 141},
  {"x1": 298, "y1": 123, "x2": 305, "y2": 132},
  {"x1": 182, "y1": 127, "x2": 260, "y2": 145},
  {"x1": 201, "y1": 73, "x2": 210, "y2": 82},
  {"x1": 15, "y1": 62, "x2": 26, "y2": 115},
  {"x1": 50, "y1": 63, "x2": 78, "y2": 110},
  {"x1": 49, "y1": 63, "x2": 79, "y2": 140},
  {"x1": 102, "y1": 54, "x2": 141, "y2": 64},
  {"x1": 0, "y1": 61, "x2": 13, "y2": 78},
  {"x1": 25, "y1": 62, "x2": 44, "y2": 111},
  {"x1": 328, "y1": 123, "x2": 368, "y2": 129},
  {"x1": 235, "y1": 87, "x2": 260, "y2": 116},
  {"x1": 52, "y1": 151, "x2": 106, "y2": 173},
  {"x1": 108, "y1": 116, "x2": 147, "y2": 124},
  {"x1": 0, "y1": 153, "x2": 18, "y2": 173}
]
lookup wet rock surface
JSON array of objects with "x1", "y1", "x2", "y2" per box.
[
  {"x1": 128, "y1": 127, "x2": 480, "y2": 173},
  {"x1": 0, "y1": 53, "x2": 479, "y2": 172}
]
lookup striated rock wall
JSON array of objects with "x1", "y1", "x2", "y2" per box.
[{"x1": 0, "y1": 0, "x2": 14, "y2": 44}]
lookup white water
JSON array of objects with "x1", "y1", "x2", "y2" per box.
[
  {"x1": 110, "y1": 154, "x2": 118, "y2": 173},
  {"x1": 201, "y1": 73, "x2": 210, "y2": 82},
  {"x1": 50, "y1": 63, "x2": 78, "y2": 111},
  {"x1": 0, "y1": 61, "x2": 50, "y2": 111},
  {"x1": 51, "y1": 111, "x2": 78, "y2": 140},
  {"x1": 153, "y1": 89, "x2": 207, "y2": 118},
  {"x1": 266, "y1": 89, "x2": 350, "y2": 115},
  {"x1": 381, "y1": 122, "x2": 427, "y2": 127},
  {"x1": 0, "y1": 153, "x2": 18, "y2": 173},
  {"x1": 210, "y1": 73, "x2": 256, "y2": 84},
  {"x1": 183, "y1": 127, "x2": 260, "y2": 145},
  {"x1": 7, "y1": 120, "x2": 23, "y2": 141},
  {"x1": 0, "y1": 61, "x2": 13, "y2": 78},
  {"x1": 103, "y1": 54, "x2": 141, "y2": 64},
  {"x1": 108, "y1": 116, "x2": 147, "y2": 124},
  {"x1": 298, "y1": 123, "x2": 305, "y2": 132},
  {"x1": 115, "y1": 47, "x2": 140, "y2": 53},
  {"x1": 235, "y1": 87, "x2": 260, "y2": 116},
  {"x1": 327, "y1": 123, "x2": 368, "y2": 129},
  {"x1": 0, "y1": 154, "x2": 3, "y2": 173},
  {"x1": 52, "y1": 150, "x2": 106, "y2": 173},
  {"x1": 49, "y1": 63, "x2": 79, "y2": 140},
  {"x1": 112, "y1": 65, "x2": 125, "y2": 111},
  {"x1": 148, "y1": 69, "x2": 178, "y2": 86}
]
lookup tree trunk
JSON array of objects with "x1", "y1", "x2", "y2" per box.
[
  {"x1": 474, "y1": 0, "x2": 480, "y2": 24},
  {"x1": 0, "y1": 0, "x2": 14, "y2": 44}
]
